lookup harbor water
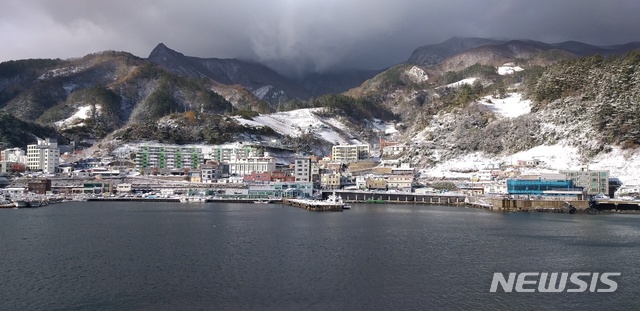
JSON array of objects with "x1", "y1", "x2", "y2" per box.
[{"x1": 1, "y1": 202, "x2": 639, "y2": 310}]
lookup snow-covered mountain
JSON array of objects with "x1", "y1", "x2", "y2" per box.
[
  {"x1": 2, "y1": 37, "x2": 640, "y2": 186},
  {"x1": 348, "y1": 49, "x2": 640, "y2": 184}
]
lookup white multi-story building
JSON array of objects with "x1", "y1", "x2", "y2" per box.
[
  {"x1": 560, "y1": 167, "x2": 609, "y2": 195},
  {"x1": 382, "y1": 144, "x2": 407, "y2": 156},
  {"x1": 207, "y1": 144, "x2": 263, "y2": 163},
  {"x1": 27, "y1": 138, "x2": 59, "y2": 173},
  {"x1": 134, "y1": 144, "x2": 203, "y2": 169},
  {"x1": 331, "y1": 144, "x2": 370, "y2": 163},
  {"x1": 2, "y1": 148, "x2": 27, "y2": 164},
  {"x1": 227, "y1": 156, "x2": 276, "y2": 176},
  {"x1": 294, "y1": 157, "x2": 311, "y2": 182}
]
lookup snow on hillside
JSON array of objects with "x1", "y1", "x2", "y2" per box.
[
  {"x1": 419, "y1": 142, "x2": 640, "y2": 186},
  {"x1": 235, "y1": 108, "x2": 359, "y2": 144},
  {"x1": 420, "y1": 144, "x2": 582, "y2": 179},
  {"x1": 444, "y1": 78, "x2": 477, "y2": 88},
  {"x1": 406, "y1": 66, "x2": 429, "y2": 83},
  {"x1": 370, "y1": 119, "x2": 398, "y2": 135},
  {"x1": 55, "y1": 105, "x2": 100, "y2": 129},
  {"x1": 480, "y1": 93, "x2": 531, "y2": 118},
  {"x1": 38, "y1": 66, "x2": 86, "y2": 80},
  {"x1": 252, "y1": 85, "x2": 273, "y2": 99},
  {"x1": 497, "y1": 63, "x2": 524, "y2": 75}
]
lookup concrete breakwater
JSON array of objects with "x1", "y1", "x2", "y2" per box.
[{"x1": 282, "y1": 198, "x2": 344, "y2": 211}]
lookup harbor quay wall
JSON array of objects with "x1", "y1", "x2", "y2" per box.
[
  {"x1": 488, "y1": 198, "x2": 590, "y2": 210},
  {"x1": 321, "y1": 190, "x2": 466, "y2": 205}
]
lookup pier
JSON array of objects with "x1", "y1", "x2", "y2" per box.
[
  {"x1": 86, "y1": 197, "x2": 284, "y2": 204},
  {"x1": 321, "y1": 190, "x2": 466, "y2": 205},
  {"x1": 593, "y1": 200, "x2": 640, "y2": 211},
  {"x1": 282, "y1": 198, "x2": 344, "y2": 211},
  {"x1": 88, "y1": 197, "x2": 180, "y2": 203}
]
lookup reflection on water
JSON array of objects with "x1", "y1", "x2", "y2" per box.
[{"x1": 1, "y1": 202, "x2": 639, "y2": 310}]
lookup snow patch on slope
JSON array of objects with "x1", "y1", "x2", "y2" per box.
[
  {"x1": 420, "y1": 142, "x2": 640, "y2": 186},
  {"x1": 55, "y1": 105, "x2": 100, "y2": 129},
  {"x1": 419, "y1": 144, "x2": 579, "y2": 178},
  {"x1": 406, "y1": 66, "x2": 429, "y2": 83},
  {"x1": 445, "y1": 78, "x2": 477, "y2": 88},
  {"x1": 498, "y1": 63, "x2": 524, "y2": 75},
  {"x1": 252, "y1": 85, "x2": 273, "y2": 99},
  {"x1": 370, "y1": 119, "x2": 398, "y2": 135},
  {"x1": 38, "y1": 66, "x2": 86, "y2": 80},
  {"x1": 480, "y1": 93, "x2": 531, "y2": 118},
  {"x1": 234, "y1": 108, "x2": 360, "y2": 144}
]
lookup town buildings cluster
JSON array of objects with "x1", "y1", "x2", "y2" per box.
[{"x1": 0, "y1": 137, "x2": 631, "y2": 200}]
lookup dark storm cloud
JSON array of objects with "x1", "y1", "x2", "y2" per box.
[{"x1": 1, "y1": 0, "x2": 639, "y2": 75}]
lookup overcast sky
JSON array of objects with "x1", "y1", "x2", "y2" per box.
[{"x1": 1, "y1": 0, "x2": 639, "y2": 75}]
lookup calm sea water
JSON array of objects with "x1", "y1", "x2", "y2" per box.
[{"x1": 1, "y1": 202, "x2": 639, "y2": 310}]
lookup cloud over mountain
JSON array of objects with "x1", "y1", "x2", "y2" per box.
[{"x1": 1, "y1": 0, "x2": 639, "y2": 75}]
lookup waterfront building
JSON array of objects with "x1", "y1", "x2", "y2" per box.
[
  {"x1": 1, "y1": 187, "x2": 26, "y2": 196},
  {"x1": 321, "y1": 172, "x2": 341, "y2": 189},
  {"x1": 244, "y1": 172, "x2": 272, "y2": 184},
  {"x1": 366, "y1": 177, "x2": 387, "y2": 190},
  {"x1": 560, "y1": 167, "x2": 609, "y2": 195},
  {"x1": 248, "y1": 182, "x2": 314, "y2": 198},
  {"x1": 483, "y1": 181, "x2": 509, "y2": 195},
  {"x1": 83, "y1": 182, "x2": 112, "y2": 194},
  {"x1": 27, "y1": 179, "x2": 51, "y2": 195},
  {"x1": 227, "y1": 156, "x2": 276, "y2": 176},
  {"x1": 386, "y1": 174, "x2": 414, "y2": 190},
  {"x1": 116, "y1": 183, "x2": 132, "y2": 193},
  {"x1": 89, "y1": 167, "x2": 123, "y2": 177},
  {"x1": 506, "y1": 178, "x2": 582, "y2": 196},
  {"x1": 310, "y1": 161, "x2": 320, "y2": 183},
  {"x1": 294, "y1": 157, "x2": 311, "y2": 182},
  {"x1": 331, "y1": 144, "x2": 370, "y2": 163},
  {"x1": 458, "y1": 182, "x2": 485, "y2": 196},
  {"x1": 27, "y1": 138, "x2": 60, "y2": 174},
  {"x1": 190, "y1": 171, "x2": 202, "y2": 183},
  {"x1": 200, "y1": 164, "x2": 215, "y2": 183},
  {"x1": 134, "y1": 144, "x2": 203, "y2": 170},
  {"x1": 270, "y1": 171, "x2": 295, "y2": 182},
  {"x1": 414, "y1": 187, "x2": 437, "y2": 194}
]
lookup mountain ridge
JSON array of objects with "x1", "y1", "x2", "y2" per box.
[{"x1": 1, "y1": 37, "x2": 640, "y2": 183}]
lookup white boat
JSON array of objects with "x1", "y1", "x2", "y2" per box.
[
  {"x1": 326, "y1": 191, "x2": 344, "y2": 205},
  {"x1": 254, "y1": 199, "x2": 271, "y2": 204},
  {"x1": 180, "y1": 196, "x2": 206, "y2": 203}
]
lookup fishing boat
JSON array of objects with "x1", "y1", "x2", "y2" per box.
[{"x1": 13, "y1": 200, "x2": 28, "y2": 208}]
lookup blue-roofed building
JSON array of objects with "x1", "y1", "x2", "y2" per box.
[{"x1": 507, "y1": 178, "x2": 583, "y2": 197}]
